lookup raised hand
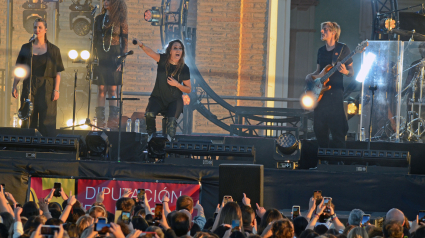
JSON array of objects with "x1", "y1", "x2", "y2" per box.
[
  {"x1": 256, "y1": 203, "x2": 266, "y2": 219},
  {"x1": 96, "y1": 189, "x2": 105, "y2": 203},
  {"x1": 242, "y1": 193, "x2": 251, "y2": 207}
]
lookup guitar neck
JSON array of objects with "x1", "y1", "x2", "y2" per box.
[{"x1": 320, "y1": 50, "x2": 355, "y2": 84}]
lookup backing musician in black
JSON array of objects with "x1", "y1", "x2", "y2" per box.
[{"x1": 305, "y1": 22, "x2": 355, "y2": 148}]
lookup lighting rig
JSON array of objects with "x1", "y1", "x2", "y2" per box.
[
  {"x1": 69, "y1": 0, "x2": 95, "y2": 36},
  {"x1": 22, "y1": 0, "x2": 48, "y2": 34}
]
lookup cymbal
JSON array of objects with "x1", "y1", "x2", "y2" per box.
[{"x1": 391, "y1": 29, "x2": 425, "y2": 41}]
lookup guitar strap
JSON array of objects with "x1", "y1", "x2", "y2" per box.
[{"x1": 332, "y1": 42, "x2": 345, "y2": 66}]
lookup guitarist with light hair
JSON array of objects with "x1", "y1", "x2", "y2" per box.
[{"x1": 305, "y1": 21, "x2": 355, "y2": 148}]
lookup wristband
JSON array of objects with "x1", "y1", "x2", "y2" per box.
[
  {"x1": 53, "y1": 90, "x2": 59, "y2": 93},
  {"x1": 314, "y1": 214, "x2": 320, "y2": 218},
  {"x1": 330, "y1": 214, "x2": 337, "y2": 220},
  {"x1": 163, "y1": 201, "x2": 168, "y2": 203}
]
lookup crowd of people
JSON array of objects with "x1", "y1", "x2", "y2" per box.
[{"x1": 0, "y1": 186, "x2": 424, "y2": 238}]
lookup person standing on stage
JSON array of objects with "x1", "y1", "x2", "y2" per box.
[
  {"x1": 134, "y1": 39, "x2": 191, "y2": 141},
  {"x1": 93, "y1": 0, "x2": 128, "y2": 129},
  {"x1": 305, "y1": 22, "x2": 354, "y2": 148},
  {"x1": 11, "y1": 18, "x2": 64, "y2": 137}
]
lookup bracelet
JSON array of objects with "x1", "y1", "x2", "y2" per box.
[
  {"x1": 53, "y1": 90, "x2": 59, "y2": 93},
  {"x1": 163, "y1": 201, "x2": 168, "y2": 203},
  {"x1": 140, "y1": 43, "x2": 144, "y2": 49},
  {"x1": 330, "y1": 214, "x2": 337, "y2": 220},
  {"x1": 314, "y1": 214, "x2": 320, "y2": 218}
]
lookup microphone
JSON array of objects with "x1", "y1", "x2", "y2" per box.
[
  {"x1": 29, "y1": 34, "x2": 37, "y2": 43},
  {"x1": 132, "y1": 39, "x2": 138, "y2": 45},
  {"x1": 117, "y1": 50, "x2": 134, "y2": 59},
  {"x1": 91, "y1": 5, "x2": 98, "y2": 16}
]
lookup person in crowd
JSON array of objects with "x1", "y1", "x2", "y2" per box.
[
  {"x1": 93, "y1": 0, "x2": 128, "y2": 129},
  {"x1": 134, "y1": 38, "x2": 191, "y2": 141},
  {"x1": 257, "y1": 209, "x2": 284, "y2": 235},
  {"x1": 293, "y1": 217, "x2": 308, "y2": 238},
  {"x1": 11, "y1": 18, "x2": 64, "y2": 137},
  {"x1": 383, "y1": 221, "x2": 404, "y2": 238},
  {"x1": 347, "y1": 227, "x2": 368, "y2": 238},
  {"x1": 348, "y1": 209, "x2": 365, "y2": 226}
]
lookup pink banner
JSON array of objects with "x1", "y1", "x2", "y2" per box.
[{"x1": 77, "y1": 179, "x2": 200, "y2": 213}]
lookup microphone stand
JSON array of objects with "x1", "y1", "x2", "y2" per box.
[{"x1": 107, "y1": 54, "x2": 139, "y2": 162}]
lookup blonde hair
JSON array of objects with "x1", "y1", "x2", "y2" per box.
[
  {"x1": 321, "y1": 21, "x2": 341, "y2": 42},
  {"x1": 76, "y1": 215, "x2": 94, "y2": 236},
  {"x1": 347, "y1": 227, "x2": 369, "y2": 238}
]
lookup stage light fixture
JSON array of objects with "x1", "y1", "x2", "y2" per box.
[
  {"x1": 85, "y1": 131, "x2": 109, "y2": 158},
  {"x1": 14, "y1": 65, "x2": 30, "y2": 79},
  {"x1": 183, "y1": 94, "x2": 190, "y2": 105},
  {"x1": 22, "y1": 1, "x2": 48, "y2": 34},
  {"x1": 79, "y1": 119, "x2": 88, "y2": 129},
  {"x1": 300, "y1": 91, "x2": 317, "y2": 110},
  {"x1": 69, "y1": 0, "x2": 95, "y2": 36},
  {"x1": 68, "y1": 50, "x2": 78, "y2": 60},
  {"x1": 379, "y1": 18, "x2": 396, "y2": 32},
  {"x1": 356, "y1": 52, "x2": 376, "y2": 83},
  {"x1": 276, "y1": 133, "x2": 298, "y2": 155},
  {"x1": 80, "y1": 50, "x2": 90, "y2": 60},
  {"x1": 144, "y1": 7, "x2": 163, "y2": 26}
]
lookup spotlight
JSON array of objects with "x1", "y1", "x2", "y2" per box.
[
  {"x1": 379, "y1": 18, "x2": 396, "y2": 32},
  {"x1": 68, "y1": 50, "x2": 78, "y2": 60},
  {"x1": 347, "y1": 103, "x2": 357, "y2": 114},
  {"x1": 80, "y1": 50, "x2": 90, "y2": 60},
  {"x1": 69, "y1": 0, "x2": 95, "y2": 36},
  {"x1": 300, "y1": 91, "x2": 317, "y2": 110},
  {"x1": 14, "y1": 65, "x2": 29, "y2": 79},
  {"x1": 344, "y1": 96, "x2": 360, "y2": 120},
  {"x1": 85, "y1": 131, "x2": 109, "y2": 159},
  {"x1": 276, "y1": 133, "x2": 298, "y2": 155},
  {"x1": 183, "y1": 94, "x2": 190, "y2": 105},
  {"x1": 22, "y1": 1, "x2": 47, "y2": 34},
  {"x1": 356, "y1": 52, "x2": 376, "y2": 83},
  {"x1": 79, "y1": 119, "x2": 88, "y2": 129},
  {"x1": 66, "y1": 119, "x2": 74, "y2": 127},
  {"x1": 144, "y1": 7, "x2": 163, "y2": 26}
]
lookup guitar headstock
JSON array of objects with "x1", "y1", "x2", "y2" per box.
[{"x1": 354, "y1": 40, "x2": 369, "y2": 54}]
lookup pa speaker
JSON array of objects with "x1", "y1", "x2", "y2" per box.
[{"x1": 219, "y1": 164, "x2": 263, "y2": 207}]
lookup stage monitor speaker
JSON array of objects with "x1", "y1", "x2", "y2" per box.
[{"x1": 219, "y1": 164, "x2": 263, "y2": 207}]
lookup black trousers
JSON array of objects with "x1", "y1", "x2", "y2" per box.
[
  {"x1": 145, "y1": 96, "x2": 184, "y2": 118},
  {"x1": 313, "y1": 90, "x2": 348, "y2": 148},
  {"x1": 21, "y1": 76, "x2": 57, "y2": 137}
]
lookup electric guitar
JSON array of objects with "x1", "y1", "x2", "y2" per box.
[{"x1": 305, "y1": 40, "x2": 368, "y2": 102}]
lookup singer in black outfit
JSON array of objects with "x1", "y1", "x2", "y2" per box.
[
  {"x1": 134, "y1": 39, "x2": 191, "y2": 140},
  {"x1": 11, "y1": 18, "x2": 64, "y2": 137},
  {"x1": 93, "y1": 0, "x2": 128, "y2": 129}
]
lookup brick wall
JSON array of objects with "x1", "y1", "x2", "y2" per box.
[{"x1": 3, "y1": 0, "x2": 269, "y2": 134}]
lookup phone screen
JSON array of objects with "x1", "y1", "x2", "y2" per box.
[
  {"x1": 231, "y1": 219, "x2": 240, "y2": 232},
  {"x1": 137, "y1": 189, "x2": 145, "y2": 203},
  {"x1": 53, "y1": 182, "x2": 61, "y2": 197},
  {"x1": 41, "y1": 225, "x2": 60, "y2": 238},
  {"x1": 98, "y1": 217, "x2": 107, "y2": 224},
  {"x1": 361, "y1": 215, "x2": 371, "y2": 226},
  {"x1": 122, "y1": 212, "x2": 131, "y2": 224},
  {"x1": 419, "y1": 211, "x2": 425, "y2": 223},
  {"x1": 223, "y1": 195, "x2": 232, "y2": 205},
  {"x1": 292, "y1": 206, "x2": 300, "y2": 218},
  {"x1": 95, "y1": 223, "x2": 111, "y2": 234},
  {"x1": 155, "y1": 204, "x2": 163, "y2": 220},
  {"x1": 324, "y1": 197, "x2": 331, "y2": 206},
  {"x1": 313, "y1": 190, "x2": 321, "y2": 200}
]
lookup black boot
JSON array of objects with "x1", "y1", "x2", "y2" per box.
[
  {"x1": 95, "y1": 107, "x2": 106, "y2": 128},
  {"x1": 108, "y1": 106, "x2": 119, "y2": 130},
  {"x1": 166, "y1": 117, "x2": 177, "y2": 141},
  {"x1": 145, "y1": 112, "x2": 156, "y2": 142}
]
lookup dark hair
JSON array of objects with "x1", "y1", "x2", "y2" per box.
[
  {"x1": 241, "y1": 205, "x2": 255, "y2": 227},
  {"x1": 412, "y1": 226, "x2": 425, "y2": 238},
  {"x1": 101, "y1": 0, "x2": 127, "y2": 27},
  {"x1": 67, "y1": 207, "x2": 85, "y2": 224},
  {"x1": 383, "y1": 221, "x2": 403, "y2": 238},
  {"x1": 230, "y1": 231, "x2": 247, "y2": 238},
  {"x1": 62, "y1": 200, "x2": 82, "y2": 210},
  {"x1": 0, "y1": 212, "x2": 14, "y2": 232},
  {"x1": 193, "y1": 231, "x2": 220, "y2": 238},
  {"x1": 64, "y1": 223, "x2": 79, "y2": 238},
  {"x1": 203, "y1": 217, "x2": 215, "y2": 231},
  {"x1": 299, "y1": 229, "x2": 319, "y2": 238},
  {"x1": 49, "y1": 209, "x2": 61, "y2": 219},
  {"x1": 48, "y1": 202, "x2": 62, "y2": 212},
  {"x1": 33, "y1": 18, "x2": 47, "y2": 43},
  {"x1": 165, "y1": 39, "x2": 186, "y2": 80},
  {"x1": 45, "y1": 218, "x2": 64, "y2": 226},
  {"x1": 217, "y1": 202, "x2": 243, "y2": 228},
  {"x1": 368, "y1": 226, "x2": 383, "y2": 238},
  {"x1": 132, "y1": 217, "x2": 149, "y2": 231},
  {"x1": 272, "y1": 219, "x2": 294, "y2": 238},
  {"x1": 176, "y1": 195, "x2": 194, "y2": 212},
  {"x1": 293, "y1": 216, "x2": 308, "y2": 237},
  {"x1": 116, "y1": 198, "x2": 135, "y2": 212},
  {"x1": 23, "y1": 216, "x2": 44, "y2": 235},
  {"x1": 0, "y1": 224, "x2": 8, "y2": 238},
  {"x1": 314, "y1": 224, "x2": 328, "y2": 235},
  {"x1": 22, "y1": 202, "x2": 40, "y2": 218},
  {"x1": 170, "y1": 211, "x2": 190, "y2": 237},
  {"x1": 258, "y1": 209, "x2": 283, "y2": 234}
]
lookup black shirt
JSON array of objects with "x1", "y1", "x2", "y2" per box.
[
  {"x1": 151, "y1": 54, "x2": 190, "y2": 104},
  {"x1": 317, "y1": 43, "x2": 352, "y2": 91},
  {"x1": 32, "y1": 53, "x2": 47, "y2": 77}
]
